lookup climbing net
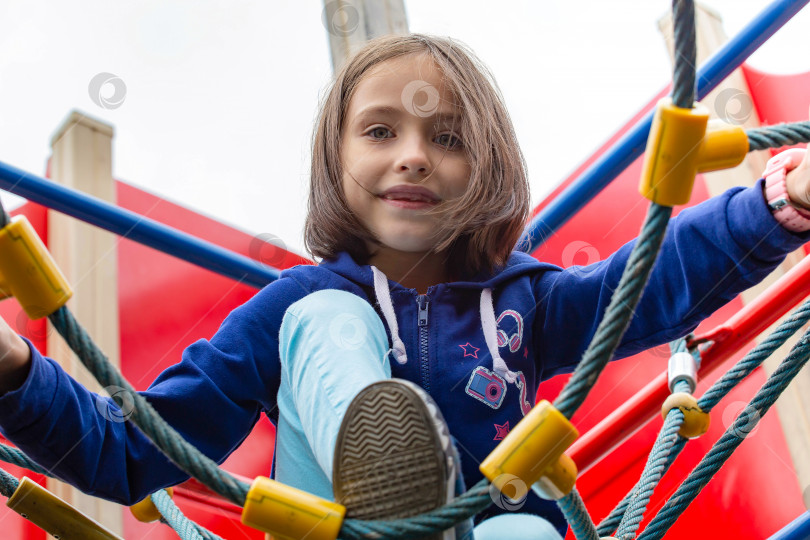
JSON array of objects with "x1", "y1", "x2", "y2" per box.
[{"x1": 2, "y1": 0, "x2": 810, "y2": 538}]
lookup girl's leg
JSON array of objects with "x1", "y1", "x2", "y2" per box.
[
  {"x1": 473, "y1": 513, "x2": 564, "y2": 540},
  {"x1": 274, "y1": 289, "x2": 474, "y2": 540},
  {"x1": 274, "y1": 289, "x2": 391, "y2": 499}
]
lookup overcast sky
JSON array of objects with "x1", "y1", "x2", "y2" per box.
[{"x1": 1, "y1": 1, "x2": 808, "y2": 259}]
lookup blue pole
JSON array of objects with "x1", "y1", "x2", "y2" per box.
[
  {"x1": 769, "y1": 512, "x2": 810, "y2": 540},
  {"x1": 520, "y1": 0, "x2": 810, "y2": 253},
  {"x1": 0, "y1": 160, "x2": 281, "y2": 289}
]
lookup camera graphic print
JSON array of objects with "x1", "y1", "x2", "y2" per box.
[
  {"x1": 464, "y1": 309, "x2": 532, "y2": 416},
  {"x1": 466, "y1": 366, "x2": 507, "y2": 409}
]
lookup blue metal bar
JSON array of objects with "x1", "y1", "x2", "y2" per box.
[
  {"x1": 0, "y1": 160, "x2": 280, "y2": 289},
  {"x1": 520, "y1": 0, "x2": 810, "y2": 253},
  {"x1": 768, "y1": 512, "x2": 810, "y2": 540}
]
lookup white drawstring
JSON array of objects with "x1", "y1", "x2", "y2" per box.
[
  {"x1": 370, "y1": 266, "x2": 409, "y2": 365},
  {"x1": 480, "y1": 288, "x2": 518, "y2": 384}
]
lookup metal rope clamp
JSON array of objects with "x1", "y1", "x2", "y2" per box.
[
  {"x1": 663, "y1": 347, "x2": 709, "y2": 438},
  {"x1": 668, "y1": 351, "x2": 698, "y2": 394}
]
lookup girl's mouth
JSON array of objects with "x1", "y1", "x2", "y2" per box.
[{"x1": 379, "y1": 197, "x2": 439, "y2": 210}]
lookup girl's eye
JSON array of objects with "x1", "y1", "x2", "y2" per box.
[
  {"x1": 368, "y1": 127, "x2": 392, "y2": 140},
  {"x1": 435, "y1": 132, "x2": 463, "y2": 149}
]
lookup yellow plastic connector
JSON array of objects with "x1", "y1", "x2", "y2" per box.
[
  {"x1": 0, "y1": 215, "x2": 72, "y2": 319},
  {"x1": 480, "y1": 400, "x2": 579, "y2": 498},
  {"x1": 130, "y1": 487, "x2": 174, "y2": 523},
  {"x1": 639, "y1": 97, "x2": 749, "y2": 206},
  {"x1": 7, "y1": 476, "x2": 122, "y2": 539},
  {"x1": 662, "y1": 392, "x2": 710, "y2": 439},
  {"x1": 532, "y1": 453, "x2": 578, "y2": 500},
  {"x1": 696, "y1": 120, "x2": 750, "y2": 173},
  {"x1": 241, "y1": 476, "x2": 345, "y2": 540}
]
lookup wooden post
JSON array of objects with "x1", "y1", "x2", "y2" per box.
[
  {"x1": 322, "y1": 0, "x2": 409, "y2": 72},
  {"x1": 660, "y1": 4, "x2": 810, "y2": 508},
  {"x1": 47, "y1": 110, "x2": 123, "y2": 534}
]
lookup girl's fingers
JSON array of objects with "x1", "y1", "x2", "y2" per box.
[{"x1": 803, "y1": 105, "x2": 810, "y2": 168}]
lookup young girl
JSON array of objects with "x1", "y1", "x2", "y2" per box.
[{"x1": 1, "y1": 33, "x2": 809, "y2": 540}]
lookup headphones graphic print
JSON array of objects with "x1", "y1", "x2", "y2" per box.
[
  {"x1": 496, "y1": 310, "x2": 524, "y2": 353},
  {"x1": 465, "y1": 310, "x2": 526, "y2": 410}
]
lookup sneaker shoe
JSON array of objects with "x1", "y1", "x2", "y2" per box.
[{"x1": 333, "y1": 379, "x2": 457, "y2": 540}]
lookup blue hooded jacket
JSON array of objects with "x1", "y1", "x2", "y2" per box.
[{"x1": 0, "y1": 182, "x2": 807, "y2": 534}]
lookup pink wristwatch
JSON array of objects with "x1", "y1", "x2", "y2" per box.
[{"x1": 763, "y1": 148, "x2": 810, "y2": 233}]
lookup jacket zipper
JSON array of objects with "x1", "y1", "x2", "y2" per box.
[{"x1": 417, "y1": 294, "x2": 430, "y2": 392}]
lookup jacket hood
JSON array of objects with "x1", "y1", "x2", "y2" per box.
[
  {"x1": 312, "y1": 250, "x2": 558, "y2": 382},
  {"x1": 318, "y1": 250, "x2": 557, "y2": 291}
]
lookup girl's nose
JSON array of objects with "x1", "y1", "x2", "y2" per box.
[{"x1": 394, "y1": 135, "x2": 431, "y2": 176}]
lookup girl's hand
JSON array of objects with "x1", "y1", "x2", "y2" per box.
[
  {"x1": 785, "y1": 107, "x2": 810, "y2": 210},
  {"x1": 0, "y1": 314, "x2": 32, "y2": 395},
  {"x1": 786, "y1": 147, "x2": 810, "y2": 209}
]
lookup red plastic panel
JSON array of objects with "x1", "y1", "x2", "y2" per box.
[{"x1": 742, "y1": 66, "x2": 810, "y2": 136}]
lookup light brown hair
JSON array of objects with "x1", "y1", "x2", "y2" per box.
[{"x1": 304, "y1": 33, "x2": 530, "y2": 279}]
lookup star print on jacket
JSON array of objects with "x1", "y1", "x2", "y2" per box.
[
  {"x1": 459, "y1": 342, "x2": 480, "y2": 358},
  {"x1": 494, "y1": 421, "x2": 510, "y2": 440}
]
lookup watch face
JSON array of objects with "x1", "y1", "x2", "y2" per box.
[{"x1": 769, "y1": 198, "x2": 789, "y2": 211}]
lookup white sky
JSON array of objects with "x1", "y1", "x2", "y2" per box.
[{"x1": 0, "y1": 1, "x2": 808, "y2": 259}]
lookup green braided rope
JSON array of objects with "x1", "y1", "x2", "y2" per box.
[
  {"x1": 747, "y1": 121, "x2": 810, "y2": 151},
  {"x1": 0, "y1": 443, "x2": 49, "y2": 476},
  {"x1": 339, "y1": 478, "x2": 491, "y2": 539},
  {"x1": 48, "y1": 307, "x2": 251, "y2": 507},
  {"x1": 672, "y1": 0, "x2": 697, "y2": 109},
  {"x1": 554, "y1": 203, "x2": 673, "y2": 419},
  {"x1": 152, "y1": 489, "x2": 225, "y2": 540},
  {"x1": 596, "y1": 436, "x2": 688, "y2": 538},
  {"x1": 638, "y1": 328, "x2": 810, "y2": 540},
  {"x1": 0, "y1": 442, "x2": 222, "y2": 540},
  {"x1": 557, "y1": 488, "x2": 599, "y2": 540},
  {"x1": 699, "y1": 298, "x2": 810, "y2": 412},
  {"x1": 614, "y1": 396, "x2": 686, "y2": 539},
  {"x1": 598, "y1": 299, "x2": 810, "y2": 537},
  {"x1": 0, "y1": 465, "x2": 19, "y2": 498}
]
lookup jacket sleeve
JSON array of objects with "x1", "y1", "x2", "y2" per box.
[
  {"x1": 533, "y1": 182, "x2": 810, "y2": 379},
  {"x1": 0, "y1": 273, "x2": 311, "y2": 505}
]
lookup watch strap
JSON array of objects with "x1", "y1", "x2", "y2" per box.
[{"x1": 764, "y1": 148, "x2": 810, "y2": 233}]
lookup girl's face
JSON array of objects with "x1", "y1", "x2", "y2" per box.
[{"x1": 341, "y1": 53, "x2": 471, "y2": 255}]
